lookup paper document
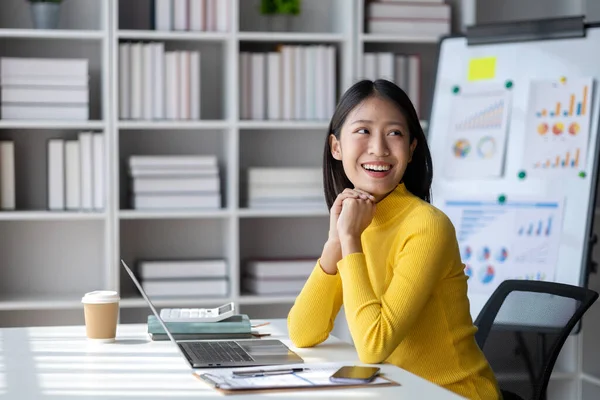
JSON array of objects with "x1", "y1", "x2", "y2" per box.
[
  {"x1": 443, "y1": 88, "x2": 511, "y2": 179},
  {"x1": 443, "y1": 197, "x2": 564, "y2": 296},
  {"x1": 522, "y1": 77, "x2": 594, "y2": 176},
  {"x1": 195, "y1": 362, "x2": 395, "y2": 391}
]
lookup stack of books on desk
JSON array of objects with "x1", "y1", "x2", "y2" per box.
[
  {"x1": 139, "y1": 259, "x2": 228, "y2": 298},
  {"x1": 129, "y1": 155, "x2": 221, "y2": 210},
  {"x1": 247, "y1": 167, "x2": 324, "y2": 209},
  {"x1": 0, "y1": 57, "x2": 89, "y2": 120},
  {"x1": 147, "y1": 314, "x2": 252, "y2": 341},
  {"x1": 242, "y1": 258, "x2": 315, "y2": 296}
]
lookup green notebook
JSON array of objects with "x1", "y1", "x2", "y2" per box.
[
  {"x1": 147, "y1": 314, "x2": 251, "y2": 335},
  {"x1": 148, "y1": 332, "x2": 255, "y2": 341}
]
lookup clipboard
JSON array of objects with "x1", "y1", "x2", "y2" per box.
[{"x1": 193, "y1": 363, "x2": 401, "y2": 395}]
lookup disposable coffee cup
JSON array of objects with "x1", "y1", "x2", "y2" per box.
[{"x1": 81, "y1": 290, "x2": 120, "y2": 343}]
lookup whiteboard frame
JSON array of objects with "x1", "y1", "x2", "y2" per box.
[{"x1": 426, "y1": 21, "x2": 600, "y2": 326}]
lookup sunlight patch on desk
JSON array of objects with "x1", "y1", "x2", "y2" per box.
[
  {"x1": 34, "y1": 355, "x2": 186, "y2": 370},
  {"x1": 39, "y1": 372, "x2": 212, "y2": 391},
  {"x1": 30, "y1": 340, "x2": 179, "y2": 354},
  {"x1": 26, "y1": 325, "x2": 145, "y2": 339}
]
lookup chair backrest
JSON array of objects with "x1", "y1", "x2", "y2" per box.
[{"x1": 474, "y1": 280, "x2": 598, "y2": 400}]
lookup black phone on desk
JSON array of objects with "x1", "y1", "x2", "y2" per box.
[{"x1": 329, "y1": 366, "x2": 381, "y2": 384}]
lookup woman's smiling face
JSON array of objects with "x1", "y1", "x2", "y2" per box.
[{"x1": 329, "y1": 95, "x2": 417, "y2": 202}]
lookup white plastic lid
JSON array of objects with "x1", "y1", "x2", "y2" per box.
[{"x1": 81, "y1": 290, "x2": 120, "y2": 304}]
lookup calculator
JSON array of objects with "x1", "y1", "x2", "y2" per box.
[{"x1": 159, "y1": 302, "x2": 235, "y2": 323}]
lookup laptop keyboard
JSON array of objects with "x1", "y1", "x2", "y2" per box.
[{"x1": 180, "y1": 341, "x2": 255, "y2": 364}]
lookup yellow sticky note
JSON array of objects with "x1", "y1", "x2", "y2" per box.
[{"x1": 468, "y1": 57, "x2": 497, "y2": 81}]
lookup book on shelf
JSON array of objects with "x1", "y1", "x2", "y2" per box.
[
  {"x1": 120, "y1": 43, "x2": 200, "y2": 121},
  {"x1": 362, "y1": 52, "x2": 420, "y2": 116},
  {"x1": 242, "y1": 258, "x2": 316, "y2": 295},
  {"x1": 245, "y1": 259, "x2": 315, "y2": 279},
  {"x1": 240, "y1": 45, "x2": 336, "y2": 121},
  {"x1": 248, "y1": 167, "x2": 322, "y2": 185},
  {"x1": 128, "y1": 155, "x2": 221, "y2": 210},
  {"x1": 132, "y1": 176, "x2": 220, "y2": 193},
  {"x1": 133, "y1": 193, "x2": 221, "y2": 209},
  {"x1": 242, "y1": 276, "x2": 306, "y2": 295},
  {"x1": 247, "y1": 167, "x2": 325, "y2": 209},
  {"x1": 139, "y1": 259, "x2": 227, "y2": 280},
  {"x1": 365, "y1": 0, "x2": 451, "y2": 38},
  {"x1": 142, "y1": 278, "x2": 228, "y2": 297},
  {"x1": 0, "y1": 141, "x2": 15, "y2": 210},
  {"x1": 154, "y1": 0, "x2": 229, "y2": 32},
  {"x1": 129, "y1": 165, "x2": 219, "y2": 178},
  {"x1": 47, "y1": 132, "x2": 104, "y2": 211},
  {"x1": 0, "y1": 57, "x2": 90, "y2": 121}
]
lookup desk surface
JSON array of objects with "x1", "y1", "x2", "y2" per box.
[{"x1": 0, "y1": 319, "x2": 464, "y2": 399}]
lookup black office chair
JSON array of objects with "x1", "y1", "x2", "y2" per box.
[{"x1": 474, "y1": 280, "x2": 598, "y2": 400}]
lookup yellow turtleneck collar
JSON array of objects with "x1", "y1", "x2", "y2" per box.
[{"x1": 370, "y1": 183, "x2": 415, "y2": 228}]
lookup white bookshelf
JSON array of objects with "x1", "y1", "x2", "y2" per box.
[
  {"x1": 0, "y1": 0, "x2": 112, "y2": 320},
  {"x1": 1, "y1": 0, "x2": 598, "y2": 399}
]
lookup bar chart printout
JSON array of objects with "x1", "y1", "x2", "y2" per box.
[
  {"x1": 443, "y1": 88, "x2": 511, "y2": 179},
  {"x1": 522, "y1": 77, "x2": 594, "y2": 177},
  {"x1": 443, "y1": 197, "x2": 564, "y2": 296}
]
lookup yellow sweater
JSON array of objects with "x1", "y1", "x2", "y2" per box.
[{"x1": 287, "y1": 183, "x2": 500, "y2": 400}]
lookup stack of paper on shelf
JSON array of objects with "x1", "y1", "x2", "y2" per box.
[
  {"x1": 0, "y1": 141, "x2": 15, "y2": 210},
  {"x1": 242, "y1": 258, "x2": 315, "y2": 295},
  {"x1": 47, "y1": 132, "x2": 104, "y2": 211},
  {"x1": 247, "y1": 167, "x2": 324, "y2": 209},
  {"x1": 0, "y1": 57, "x2": 89, "y2": 120},
  {"x1": 361, "y1": 52, "x2": 421, "y2": 116},
  {"x1": 365, "y1": 0, "x2": 451, "y2": 39},
  {"x1": 239, "y1": 45, "x2": 336, "y2": 121},
  {"x1": 119, "y1": 43, "x2": 200, "y2": 121},
  {"x1": 147, "y1": 314, "x2": 251, "y2": 341},
  {"x1": 139, "y1": 259, "x2": 228, "y2": 299},
  {"x1": 129, "y1": 155, "x2": 220, "y2": 210}
]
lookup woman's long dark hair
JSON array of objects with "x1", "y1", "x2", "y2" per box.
[{"x1": 323, "y1": 79, "x2": 433, "y2": 210}]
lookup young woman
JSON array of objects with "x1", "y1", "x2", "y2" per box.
[{"x1": 287, "y1": 79, "x2": 500, "y2": 399}]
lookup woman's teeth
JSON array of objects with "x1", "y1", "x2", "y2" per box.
[{"x1": 363, "y1": 164, "x2": 390, "y2": 171}]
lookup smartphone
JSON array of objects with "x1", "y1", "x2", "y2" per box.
[{"x1": 329, "y1": 366, "x2": 381, "y2": 384}]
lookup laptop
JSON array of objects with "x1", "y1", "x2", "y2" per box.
[{"x1": 120, "y1": 259, "x2": 304, "y2": 368}]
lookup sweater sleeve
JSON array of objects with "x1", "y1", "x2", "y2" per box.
[
  {"x1": 287, "y1": 260, "x2": 343, "y2": 348},
  {"x1": 337, "y1": 212, "x2": 456, "y2": 364}
]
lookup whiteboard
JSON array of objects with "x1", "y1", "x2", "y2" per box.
[{"x1": 427, "y1": 25, "x2": 600, "y2": 324}]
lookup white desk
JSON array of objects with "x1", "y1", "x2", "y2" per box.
[{"x1": 0, "y1": 319, "x2": 464, "y2": 399}]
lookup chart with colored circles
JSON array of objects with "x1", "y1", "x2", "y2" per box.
[
  {"x1": 444, "y1": 197, "x2": 564, "y2": 296},
  {"x1": 523, "y1": 77, "x2": 593, "y2": 176},
  {"x1": 444, "y1": 88, "x2": 511, "y2": 179}
]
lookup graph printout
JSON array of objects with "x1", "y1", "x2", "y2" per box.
[
  {"x1": 443, "y1": 197, "x2": 564, "y2": 296},
  {"x1": 523, "y1": 78, "x2": 594, "y2": 177},
  {"x1": 444, "y1": 89, "x2": 511, "y2": 179}
]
